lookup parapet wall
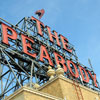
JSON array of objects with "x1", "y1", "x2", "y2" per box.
[
  {"x1": 39, "y1": 76, "x2": 100, "y2": 100},
  {"x1": 4, "y1": 76, "x2": 100, "y2": 100}
]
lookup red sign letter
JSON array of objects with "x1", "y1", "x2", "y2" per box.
[
  {"x1": 1, "y1": 23, "x2": 17, "y2": 45},
  {"x1": 21, "y1": 34, "x2": 36, "y2": 58},
  {"x1": 54, "y1": 52, "x2": 67, "y2": 72},
  {"x1": 46, "y1": 26, "x2": 60, "y2": 46},
  {"x1": 79, "y1": 66, "x2": 89, "y2": 83},
  {"x1": 40, "y1": 45, "x2": 53, "y2": 66},
  {"x1": 31, "y1": 16, "x2": 44, "y2": 36},
  {"x1": 67, "y1": 60, "x2": 79, "y2": 78},
  {"x1": 60, "y1": 35, "x2": 72, "y2": 53},
  {"x1": 88, "y1": 71, "x2": 98, "y2": 87}
]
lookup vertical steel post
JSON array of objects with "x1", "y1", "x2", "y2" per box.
[
  {"x1": 30, "y1": 61, "x2": 34, "y2": 87},
  {"x1": 0, "y1": 62, "x2": 3, "y2": 95}
]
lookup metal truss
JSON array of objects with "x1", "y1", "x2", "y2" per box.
[{"x1": 0, "y1": 17, "x2": 99, "y2": 99}]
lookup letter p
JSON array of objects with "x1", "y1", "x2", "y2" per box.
[{"x1": 1, "y1": 23, "x2": 17, "y2": 45}]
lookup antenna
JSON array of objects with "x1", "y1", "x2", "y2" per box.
[
  {"x1": 88, "y1": 58, "x2": 94, "y2": 72},
  {"x1": 88, "y1": 58, "x2": 100, "y2": 89}
]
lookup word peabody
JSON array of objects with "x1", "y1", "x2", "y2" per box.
[{"x1": 0, "y1": 16, "x2": 98, "y2": 87}]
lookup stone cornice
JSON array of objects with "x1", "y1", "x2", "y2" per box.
[{"x1": 4, "y1": 86, "x2": 63, "y2": 100}]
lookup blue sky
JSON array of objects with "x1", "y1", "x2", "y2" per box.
[{"x1": 0, "y1": 0, "x2": 100, "y2": 83}]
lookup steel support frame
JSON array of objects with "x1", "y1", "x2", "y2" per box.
[{"x1": 0, "y1": 17, "x2": 99, "y2": 100}]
